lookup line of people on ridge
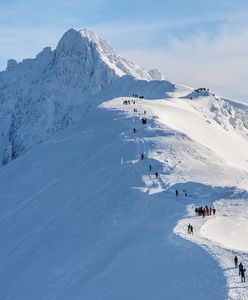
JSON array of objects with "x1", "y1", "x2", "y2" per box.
[
  {"x1": 234, "y1": 255, "x2": 246, "y2": 283},
  {"x1": 140, "y1": 152, "x2": 160, "y2": 179},
  {"x1": 195, "y1": 205, "x2": 216, "y2": 218},
  {"x1": 130, "y1": 99, "x2": 189, "y2": 199}
]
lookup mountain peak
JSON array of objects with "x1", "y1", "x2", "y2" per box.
[
  {"x1": 79, "y1": 28, "x2": 102, "y2": 43},
  {"x1": 0, "y1": 27, "x2": 175, "y2": 166},
  {"x1": 56, "y1": 28, "x2": 85, "y2": 57},
  {"x1": 56, "y1": 27, "x2": 153, "y2": 80}
]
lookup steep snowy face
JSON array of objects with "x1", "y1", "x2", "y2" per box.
[
  {"x1": 0, "y1": 28, "x2": 165, "y2": 166},
  {"x1": 78, "y1": 28, "x2": 153, "y2": 81},
  {"x1": 55, "y1": 28, "x2": 153, "y2": 88},
  {"x1": 55, "y1": 28, "x2": 117, "y2": 93}
]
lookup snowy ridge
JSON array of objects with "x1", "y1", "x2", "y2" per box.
[
  {"x1": 78, "y1": 28, "x2": 153, "y2": 80},
  {"x1": 102, "y1": 94, "x2": 248, "y2": 186}
]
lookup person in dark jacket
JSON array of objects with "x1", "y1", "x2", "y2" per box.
[
  {"x1": 176, "y1": 190, "x2": 179, "y2": 197},
  {"x1": 195, "y1": 207, "x2": 198, "y2": 215},
  {"x1": 241, "y1": 268, "x2": 246, "y2": 282},
  {"x1": 234, "y1": 255, "x2": 238, "y2": 268},
  {"x1": 187, "y1": 223, "x2": 191, "y2": 234},
  {"x1": 239, "y1": 262, "x2": 244, "y2": 276}
]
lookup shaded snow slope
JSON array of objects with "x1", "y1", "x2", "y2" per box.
[{"x1": 0, "y1": 103, "x2": 228, "y2": 300}]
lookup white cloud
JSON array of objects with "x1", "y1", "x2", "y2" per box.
[
  {"x1": 121, "y1": 25, "x2": 248, "y2": 102},
  {"x1": 1, "y1": 11, "x2": 248, "y2": 102}
]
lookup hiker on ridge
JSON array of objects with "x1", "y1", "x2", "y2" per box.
[
  {"x1": 187, "y1": 223, "x2": 191, "y2": 234},
  {"x1": 190, "y1": 225, "x2": 193, "y2": 235},
  {"x1": 239, "y1": 262, "x2": 244, "y2": 276},
  {"x1": 234, "y1": 255, "x2": 238, "y2": 268},
  {"x1": 241, "y1": 268, "x2": 246, "y2": 282}
]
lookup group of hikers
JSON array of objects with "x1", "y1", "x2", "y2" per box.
[
  {"x1": 123, "y1": 99, "x2": 139, "y2": 105},
  {"x1": 195, "y1": 205, "x2": 216, "y2": 217},
  {"x1": 132, "y1": 94, "x2": 144, "y2": 98},
  {"x1": 234, "y1": 255, "x2": 246, "y2": 283},
  {"x1": 175, "y1": 189, "x2": 188, "y2": 197}
]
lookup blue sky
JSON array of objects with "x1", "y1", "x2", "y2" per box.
[{"x1": 1, "y1": 0, "x2": 248, "y2": 101}]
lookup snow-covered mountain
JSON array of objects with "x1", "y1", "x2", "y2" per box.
[
  {"x1": 2, "y1": 27, "x2": 248, "y2": 300},
  {"x1": 0, "y1": 28, "x2": 170, "y2": 166}
]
